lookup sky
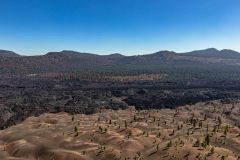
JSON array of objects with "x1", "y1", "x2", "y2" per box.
[{"x1": 0, "y1": 0, "x2": 240, "y2": 55}]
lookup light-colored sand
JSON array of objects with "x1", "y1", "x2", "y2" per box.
[{"x1": 0, "y1": 101, "x2": 239, "y2": 160}]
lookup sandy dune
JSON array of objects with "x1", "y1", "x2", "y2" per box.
[{"x1": 0, "y1": 100, "x2": 239, "y2": 160}]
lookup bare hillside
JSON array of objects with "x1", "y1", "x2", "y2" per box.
[{"x1": 0, "y1": 100, "x2": 239, "y2": 160}]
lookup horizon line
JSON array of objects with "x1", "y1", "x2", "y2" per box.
[{"x1": 0, "y1": 47, "x2": 239, "y2": 57}]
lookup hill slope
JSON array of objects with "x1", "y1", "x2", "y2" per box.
[
  {"x1": 0, "y1": 100, "x2": 239, "y2": 160},
  {"x1": 182, "y1": 48, "x2": 240, "y2": 59},
  {"x1": 0, "y1": 50, "x2": 20, "y2": 57},
  {"x1": 0, "y1": 48, "x2": 240, "y2": 76}
]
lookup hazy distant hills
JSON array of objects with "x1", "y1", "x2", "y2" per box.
[
  {"x1": 0, "y1": 48, "x2": 240, "y2": 75},
  {"x1": 181, "y1": 48, "x2": 240, "y2": 59},
  {"x1": 0, "y1": 49, "x2": 20, "y2": 57}
]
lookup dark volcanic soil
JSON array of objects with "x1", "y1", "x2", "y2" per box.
[{"x1": 1, "y1": 77, "x2": 240, "y2": 129}]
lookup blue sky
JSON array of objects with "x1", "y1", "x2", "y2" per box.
[{"x1": 0, "y1": 0, "x2": 240, "y2": 55}]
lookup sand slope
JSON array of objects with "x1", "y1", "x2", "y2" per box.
[{"x1": 0, "y1": 100, "x2": 239, "y2": 160}]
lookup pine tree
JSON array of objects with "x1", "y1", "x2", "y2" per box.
[
  {"x1": 166, "y1": 141, "x2": 172, "y2": 148},
  {"x1": 133, "y1": 115, "x2": 137, "y2": 121},
  {"x1": 193, "y1": 139, "x2": 200, "y2": 147},
  {"x1": 218, "y1": 116, "x2": 222, "y2": 126},
  {"x1": 204, "y1": 114, "x2": 207, "y2": 121},
  {"x1": 205, "y1": 134, "x2": 210, "y2": 145},
  {"x1": 156, "y1": 144, "x2": 159, "y2": 151},
  {"x1": 124, "y1": 120, "x2": 127, "y2": 128},
  {"x1": 210, "y1": 147, "x2": 214, "y2": 155},
  {"x1": 224, "y1": 125, "x2": 229, "y2": 137},
  {"x1": 221, "y1": 155, "x2": 225, "y2": 160},
  {"x1": 213, "y1": 125, "x2": 217, "y2": 133},
  {"x1": 74, "y1": 126, "x2": 78, "y2": 132}
]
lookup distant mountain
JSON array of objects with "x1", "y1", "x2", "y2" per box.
[
  {"x1": 0, "y1": 48, "x2": 240, "y2": 75},
  {"x1": 115, "y1": 51, "x2": 180, "y2": 65},
  {"x1": 46, "y1": 50, "x2": 100, "y2": 58},
  {"x1": 0, "y1": 50, "x2": 20, "y2": 57},
  {"x1": 181, "y1": 48, "x2": 240, "y2": 59}
]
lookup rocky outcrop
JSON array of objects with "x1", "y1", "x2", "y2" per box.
[{"x1": 1, "y1": 78, "x2": 240, "y2": 129}]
